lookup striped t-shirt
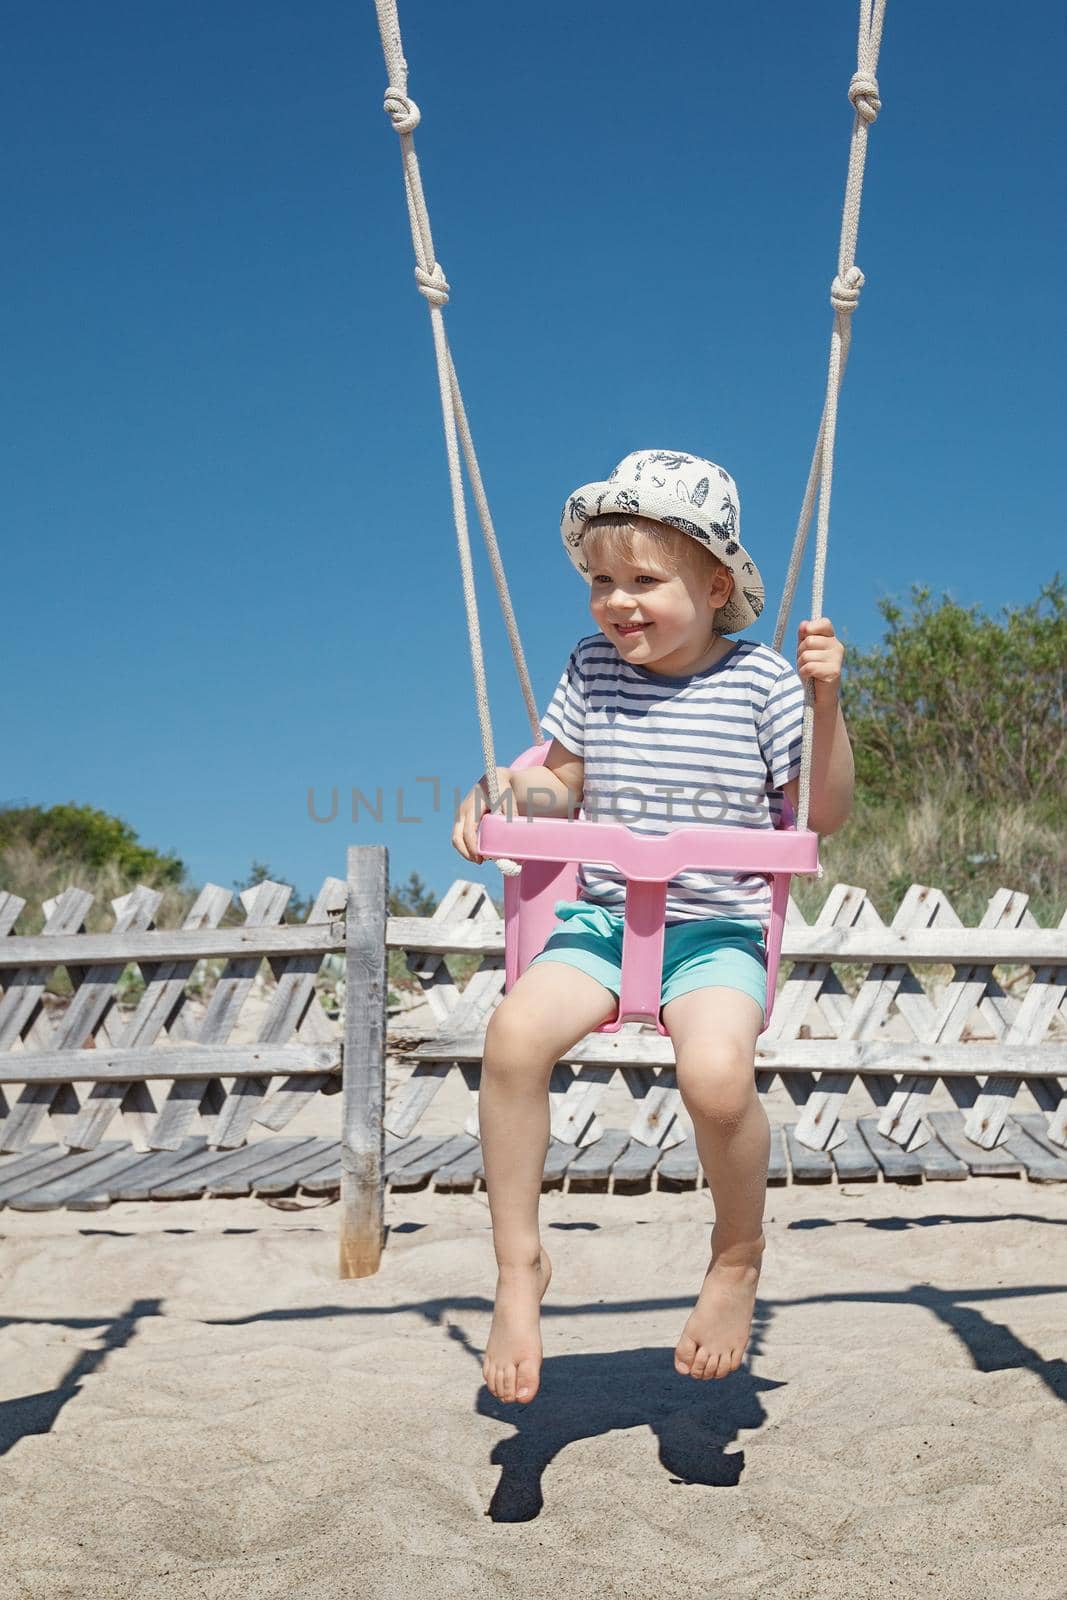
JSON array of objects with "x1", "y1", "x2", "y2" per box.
[{"x1": 540, "y1": 632, "x2": 805, "y2": 926}]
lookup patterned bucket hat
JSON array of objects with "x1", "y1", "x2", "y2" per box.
[{"x1": 560, "y1": 448, "x2": 765, "y2": 634}]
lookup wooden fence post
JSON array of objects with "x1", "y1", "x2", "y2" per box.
[{"x1": 339, "y1": 845, "x2": 388, "y2": 1278}]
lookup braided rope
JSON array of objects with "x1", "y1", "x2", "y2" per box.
[
  {"x1": 773, "y1": 0, "x2": 887, "y2": 831},
  {"x1": 374, "y1": 0, "x2": 543, "y2": 877}
]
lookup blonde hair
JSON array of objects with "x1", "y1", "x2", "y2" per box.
[{"x1": 581, "y1": 513, "x2": 732, "y2": 606}]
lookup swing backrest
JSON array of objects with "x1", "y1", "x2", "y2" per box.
[{"x1": 484, "y1": 744, "x2": 816, "y2": 1036}]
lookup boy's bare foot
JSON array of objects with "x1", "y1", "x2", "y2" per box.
[
  {"x1": 483, "y1": 1247, "x2": 553, "y2": 1404},
  {"x1": 674, "y1": 1230, "x2": 765, "y2": 1380}
]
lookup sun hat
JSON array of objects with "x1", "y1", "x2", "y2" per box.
[{"x1": 559, "y1": 448, "x2": 765, "y2": 634}]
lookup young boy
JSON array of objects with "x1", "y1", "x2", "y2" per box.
[{"x1": 454, "y1": 448, "x2": 854, "y2": 1406}]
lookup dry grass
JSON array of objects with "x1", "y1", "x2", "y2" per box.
[{"x1": 794, "y1": 789, "x2": 1065, "y2": 928}]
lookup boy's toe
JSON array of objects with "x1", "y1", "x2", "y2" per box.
[
  {"x1": 674, "y1": 1335, "x2": 697, "y2": 1376},
  {"x1": 515, "y1": 1358, "x2": 540, "y2": 1403},
  {"x1": 689, "y1": 1346, "x2": 713, "y2": 1380}
]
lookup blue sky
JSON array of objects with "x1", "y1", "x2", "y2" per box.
[{"x1": 4, "y1": 1, "x2": 1063, "y2": 911}]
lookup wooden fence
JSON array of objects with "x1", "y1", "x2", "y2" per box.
[{"x1": 1, "y1": 845, "x2": 1065, "y2": 1278}]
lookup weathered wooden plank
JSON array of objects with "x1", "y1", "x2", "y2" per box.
[
  {"x1": 387, "y1": 1133, "x2": 473, "y2": 1191},
  {"x1": 249, "y1": 1139, "x2": 343, "y2": 1195},
  {"x1": 783, "y1": 1124, "x2": 834, "y2": 1183},
  {"x1": 610, "y1": 1138, "x2": 662, "y2": 1189},
  {"x1": 91, "y1": 1137, "x2": 212, "y2": 1200},
  {"x1": 998, "y1": 1119, "x2": 1067, "y2": 1183},
  {"x1": 149, "y1": 1136, "x2": 313, "y2": 1199},
  {"x1": 457, "y1": 1060, "x2": 486, "y2": 1140},
  {"x1": 385, "y1": 1135, "x2": 457, "y2": 1181},
  {"x1": 0, "y1": 1041, "x2": 340, "y2": 1084},
  {"x1": 110, "y1": 1135, "x2": 258, "y2": 1200},
  {"x1": 829, "y1": 1119, "x2": 880, "y2": 1181},
  {"x1": 0, "y1": 1143, "x2": 125, "y2": 1207},
  {"x1": 385, "y1": 916, "x2": 1067, "y2": 965},
  {"x1": 764, "y1": 886, "x2": 878, "y2": 1055},
  {"x1": 252, "y1": 1068, "x2": 338, "y2": 1134},
  {"x1": 549, "y1": 1062, "x2": 614, "y2": 1149},
  {"x1": 431, "y1": 1138, "x2": 485, "y2": 1192},
  {"x1": 252, "y1": 950, "x2": 342, "y2": 1131},
  {"x1": 304, "y1": 1136, "x2": 443, "y2": 1196},
  {"x1": 46, "y1": 888, "x2": 164, "y2": 1152},
  {"x1": 657, "y1": 1136, "x2": 701, "y2": 1187},
  {"x1": 566, "y1": 1128, "x2": 631, "y2": 1189},
  {"x1": 0, "y1": 889, "x2": 98, "y2": 1150},
  {"x1": 1014, "y1": 1112, "x2": 1067, "y2": 1163},
  {"x1": 964, "y1": 907, "x2": 1067, "y2": 1148},
  {"x1": 297, "y1": 1162, "x2": 344, "y2": 1194},
  {"x1": 147, "y1": 1077, "x2": 212, "y2": 1151},
  {"x1": 0, "y1": 921, "x2": 346, "y2": 968},
  {"x1": 410, "y1": 1030, "x2": 1065, "y2": 1077},
  {"x1": 926, "y1": 1110, "x2": 1024, "y2": 1177},
  {"x1": 619, "y1": 1062, "x2": 684, "y2": 1149},
  {"x1": 0, "y1": 1142, "x2": 88, "y2": 1200},
  {"x1": 908, "y1": 1130, "x2": 970, "y2": 1181},
  {"x1": 234, "y1": 877, "x2": 346, "y2": 1141},
  {"x1": 883, "y1": 889, "x2": 1036, "y2": 1152},
  {"x1": 340, "y1": 847, "x2": 388, "y2": 1277},
  {"x1": 0, "y1": 1083, "x2": 65, "y2": 1154},
  {"x1": 0, "y1": 888, "x2": 94, "y2": 1049},
  {"x1": 66, "y1": 886, "x2": 234, "y2": 1152},
  {"x1": 401, "y1": 880, "x2": 503, "y2": 1026},
  {"x1": 795, "y1": 886, "x2": 942, "y2": 1153},
  {"x1": 385, "y1": 1061, "x2": 451, "y2": 1139},
  {"x1": 4, "y1": 1142, "x2": 163, "y2": 1211},
  {"x1": 934, "y1": 891, "x2": 1031, "y2": 1142},
  {"x1": 543, "y1": 1136, "x2": 580, "y2": 1184},
  {"x1": 206, "y1": 892, "x2": 296, "y2": 1052},
  {"x1": 857, "y1": 1116, "x2": 926, "y2": 1180},
  {"x1": 1027, "y1": 1079, "x2": 1067, "y2": 1147},
  {"x1": 204, "y1": 1139, "x2": 324, "y2": 1199},
  {"x1": 207, "y1": 1075, "x2": 274, "y2": 1151},
  {"x1": 183, "y1": 881, "x2": 293, "y2": 1150},
  {"x1": 0, "y1": 891, "x2": 27, "y2": 937}
]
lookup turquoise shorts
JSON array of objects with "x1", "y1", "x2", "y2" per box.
[{"x1": 527, "y1": 898, "x2": 768, "y2": 1021}]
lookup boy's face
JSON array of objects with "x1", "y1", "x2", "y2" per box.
[{"x1": 586, "y1": 521, "x2": 735, "y2": 677}]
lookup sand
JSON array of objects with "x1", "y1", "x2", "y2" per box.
[{"x1": 1, "y1": 1165, "x2": 1065, "y2": 1600}]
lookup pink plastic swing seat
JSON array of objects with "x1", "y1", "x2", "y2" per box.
[{"x1": 477, "y1": 743, "x2": 820, "y2": 1036}]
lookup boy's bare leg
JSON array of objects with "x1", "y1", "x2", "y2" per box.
[
  {"x1": 661, "y1": 985, "x2": 769, "y2": 1380},
  {"x1": 479, "y1": 961, "x2": 617, "y2": 1404}
]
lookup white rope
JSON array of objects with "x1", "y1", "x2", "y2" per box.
[
  {"x1": 373, "y1": 0, "x2": 543, "y2": 877},
  {"x1": 773, "y1": 0, "x2": 887, "y2": 831}
]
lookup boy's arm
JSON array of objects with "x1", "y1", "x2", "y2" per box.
[
  {"x1": 781, "y1": 618, "x2": 855, "y2": 836},
  {"x1": 480, "y1": 740, "x2": 584, "y2": 819},
  {"x1": 782, "y1": 692, "x2": 854, "y2": 836}
]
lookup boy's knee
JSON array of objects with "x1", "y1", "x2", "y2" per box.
[
  {"x1": 483, "y1": 997, "x2": 548, "y2": 1068},
  {"x1": 676, "y1": 1048, "x2": 757, "y2": 1124}
]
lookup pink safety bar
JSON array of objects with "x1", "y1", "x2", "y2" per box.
[{"x1": 476, "y1": 743, "x2": 820, "y2": 1036}]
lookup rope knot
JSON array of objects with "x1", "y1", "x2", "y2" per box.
[
  {"x1": 383, "y1": 86, "x2": 421, "y2": 134},
  {"x1": 830, "y1": 265, "x2": 865, "y2": 315},
  {"x1": 848, "y1": 71, "x2": 881, "y2": 124},
  {"x1": 415, "y1": 262, "x2": 450, "y2": 307}
]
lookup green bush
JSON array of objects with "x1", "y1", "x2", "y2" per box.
[
  {"x1": 841, "y1": 576, "x2": 1066, "y2": 807},
  {"x1": 0, "y1": 802, "x2": 184, "y2": 885}
]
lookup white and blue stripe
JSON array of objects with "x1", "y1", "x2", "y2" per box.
[{"x1": 540, "y1": 633, "x2": 805, "y2": 924}]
